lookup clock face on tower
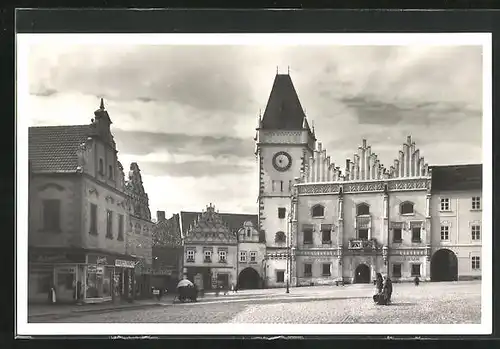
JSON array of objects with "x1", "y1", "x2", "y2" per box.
[{"x1": 272, "y1": 151, "x2": 292, "y2": 172}]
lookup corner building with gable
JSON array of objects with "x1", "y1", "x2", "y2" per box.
[{"x1": 256, "y1": 73, "x2": 482, "y2": 287}]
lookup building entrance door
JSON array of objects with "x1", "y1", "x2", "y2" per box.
[
  {"x1": 354, "y1": 264, "x2": 371, "y2": 284},
  {"x1": 431, "y1": 249, "x2": 458, "y2": 281},
  {"x1": 217, "y1": 273, "x2": 229, "y2": 289}
]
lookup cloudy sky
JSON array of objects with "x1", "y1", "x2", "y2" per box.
[{"x1": 24, "y1": 40, "x2": 483, "y2": 217}]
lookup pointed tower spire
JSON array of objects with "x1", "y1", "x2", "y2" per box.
[{"x1": 261, "y1": 74, "x2": 306, "y2": 130}]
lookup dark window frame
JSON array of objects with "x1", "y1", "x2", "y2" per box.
[
  {"x1": 392, "y1": 264, "x2": 402, "y2": 277},
  {"x1": 393, "y1": 228, "x2": 402, "y2": 242},
  {"x1": 276, "y1": 270, "x2": 285, "y2": 283},
  {"x1": 358, "y1": 228, "x2": 369, "y2": 240},
  {"x1": 42, "y1": 199, "x2": 61, "y2": 232},
  {"x1": 311, "y1": 205, "x2": 325, "y2": 218},
  {"x1": 322, "y1": 263, "x2": 331, "y2": 276},
  {"x1": 400, "y1": 201, "x2": 415, "y2": 215},
  {"x1": 472, "y1": 256, "x2": 480, "y2": 270},
  {"x1": 356, "y1": 203, "x2": 370, "y2": 216},
  {"x1": 411, "y1": 226, "x2": 421, "y2": 243},
  {"x1": 98, "y1": 158, "x2": 104, "y2": 175},
  {"x1": 89, "y1": 203, "x2": 98, "y2": 235},
  {"x1": 278, "y1": 207, "x2": 286, "y2": 219},
  {"x1": 321, "y1": 229, "x2": 331, "y2": 243},
  {"x1": 411, "y1": 264, "x2": 421, "y2": 277},
  {"x1": 303, "y1": 229, "x2": 313, "y2": 244},
  {"x1": 304, "y1": 263, "x2": 312, "y2": 277},
  {"x1": 471, "y1": 225, "x2": 481, "y2": 240},
  {"x1": 106, "y1": 210, "x2": 113, "y2": 239}
]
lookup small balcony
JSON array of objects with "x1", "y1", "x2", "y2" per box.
[{"x1": 348, "y1": 238, "x2": 378, "y2": 250}]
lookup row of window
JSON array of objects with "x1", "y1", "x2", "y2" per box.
[
  {"x1": 89, "y1": 203, "x2": 124, "y2": 241},
  {"x1": 440, "y1": 225, "x2": 481, "y2": 241},
  {"x1": 297, "y1": 257, "x2": 481, "y2": 279},
  {"x1": 186, "y1": 249, "x2": 226, "y2": 263},
  {"x1": 297, "y1": 223, "x2": 481, "y2": 245},
  {"x1": 42, "y1": 199, "x2": 125, "y2": 240},
  {"x1": 308, "y1": 196, "x2": 482, "y2": 219},
  {"x1": 271, "y1": 180, "x2": 293, "y2": 193},
  {"x1": 440, "y1": 197, "x2": 481, "y2": 211},
  {"x1": 185, "y1": 250, "x2": 259, "y2": 263}
]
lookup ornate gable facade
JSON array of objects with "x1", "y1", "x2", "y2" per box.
[
  {"x1": 297, "y1": 136, "x2": 432, "y2": 195},
  {"x1": 184, "y1": 204, "x2": 237, "y2": 245}
]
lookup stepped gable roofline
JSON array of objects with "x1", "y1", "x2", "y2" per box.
[
  {"x1": 430, "y1": 164, "x2": 482, "y2": 192},
  {"x1": 261, "y1": 73, "x2": 312, "y2": 133},
  {"x1": 29, "y1": 124, "x2": 92, "y2": 173}
]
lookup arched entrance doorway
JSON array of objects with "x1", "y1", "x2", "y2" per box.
[
  {"x1": 238, "y1": 267, "x2": 260, "y2": 289},
  {"x1": 354, "y1": 264, "x2": 371, "y2": 284},
  {"x1": 431, "y1": 249, "x2": 458, "y2": 281}
]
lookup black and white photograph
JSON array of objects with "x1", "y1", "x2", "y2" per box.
[{"x1": 16, "y1": 32, "x2": 492, "y2": 336}]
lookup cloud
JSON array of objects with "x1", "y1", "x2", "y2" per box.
[
  {"x1": 112, "y1": 130, "x2": 254, "y2": 159},
  {"x1": 135, "y1": 160, "x2": 254, "y2": 178},
  {"x1": 24, "y1": 39, "x2": 484, "y2": 215}
]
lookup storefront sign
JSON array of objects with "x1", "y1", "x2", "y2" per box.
[
  {"x1": 115, "y1": 259, "x2": 136, "y2": 268},
  {"x1": 96, "y1": 256, "x2": 108, "y2": 265},
  {"x1": 87, "y1": 254, "x2": 116, "y2": 265},
  {"x1": 55, "y1": 266, "x2": 76, "y2": 274},
  {"x1": 30, "y1": 252, "x2": 86, "y2": 264}
]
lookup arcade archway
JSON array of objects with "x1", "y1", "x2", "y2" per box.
[
  {"x1": 431, "y1": 249, "x2": 458, "y2": 281},
  {"x1": 354, "y1": 264, "x2": 371, "y2": 284},
  {"x1": 238, "y1": 267, "x2": 260, "y2": 289}
]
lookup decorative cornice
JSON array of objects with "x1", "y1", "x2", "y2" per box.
[{"x1": 297, "y1": 178, "x2": 430, "y2": 195}]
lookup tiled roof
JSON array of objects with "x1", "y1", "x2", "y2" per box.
[
  {"x1": 180, "y1": 211, "x2": 258, "y2": 236},
  {"x1": 261, "y1": 74, "x2": 308, "y2": 130},
  {"x1": 430, "y1": 164, "x2": 482, "y2": 192},
  {"x1": 29, "y1": 125, "x2": 92, "y2": 173}
]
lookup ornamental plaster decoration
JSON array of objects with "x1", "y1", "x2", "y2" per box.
[{"x1": 38, "y1": 183, "x2": 66, "y2": 192}]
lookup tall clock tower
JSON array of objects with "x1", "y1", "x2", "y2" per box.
[{"x1": 255, "y1": 73, "x2": 316, "y2": 288}]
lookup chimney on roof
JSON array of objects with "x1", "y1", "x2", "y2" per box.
[{"x1": 157, "y1": 210, "x2": 165, "y2": 222}]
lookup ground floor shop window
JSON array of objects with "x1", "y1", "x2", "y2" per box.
[
  {"x1": 86, "y1": 265, "x2": 111, "y2": 298},
  {"x1": 276, "y1": 270, "x2": 285, "y2": 283},
  {"x1": 29, "y1": 265, "x2": 53, "y2": 301},
  {"x1": 55, "y1": 266, "x2": 76, "y2": 302},
  {"x1": 411, "y1": 264, "x2": 421, "y2": 277}
]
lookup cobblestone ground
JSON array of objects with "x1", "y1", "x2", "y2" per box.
[{"x1": 43, "y1": 281, "x2": 480, "y2": 324}]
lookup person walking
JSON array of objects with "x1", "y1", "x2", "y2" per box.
[
  {"x1": 414, "y1": 276, "x2": 420, "y2": 286},
  {"x1": 373, "y1": 273, "x2": 384, "y2": 304}
]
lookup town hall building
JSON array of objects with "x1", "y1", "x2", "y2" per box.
[{"x1": 255, "y1": 73, "x2": 482, "y2": 287}]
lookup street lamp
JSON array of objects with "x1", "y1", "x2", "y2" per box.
[{"x1": 286, "y1": 209, "x2": 292, "y2": 294}]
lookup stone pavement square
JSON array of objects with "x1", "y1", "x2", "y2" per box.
[{"x1": 31, "y1": 281, "x2": 481, "y2": 324}]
